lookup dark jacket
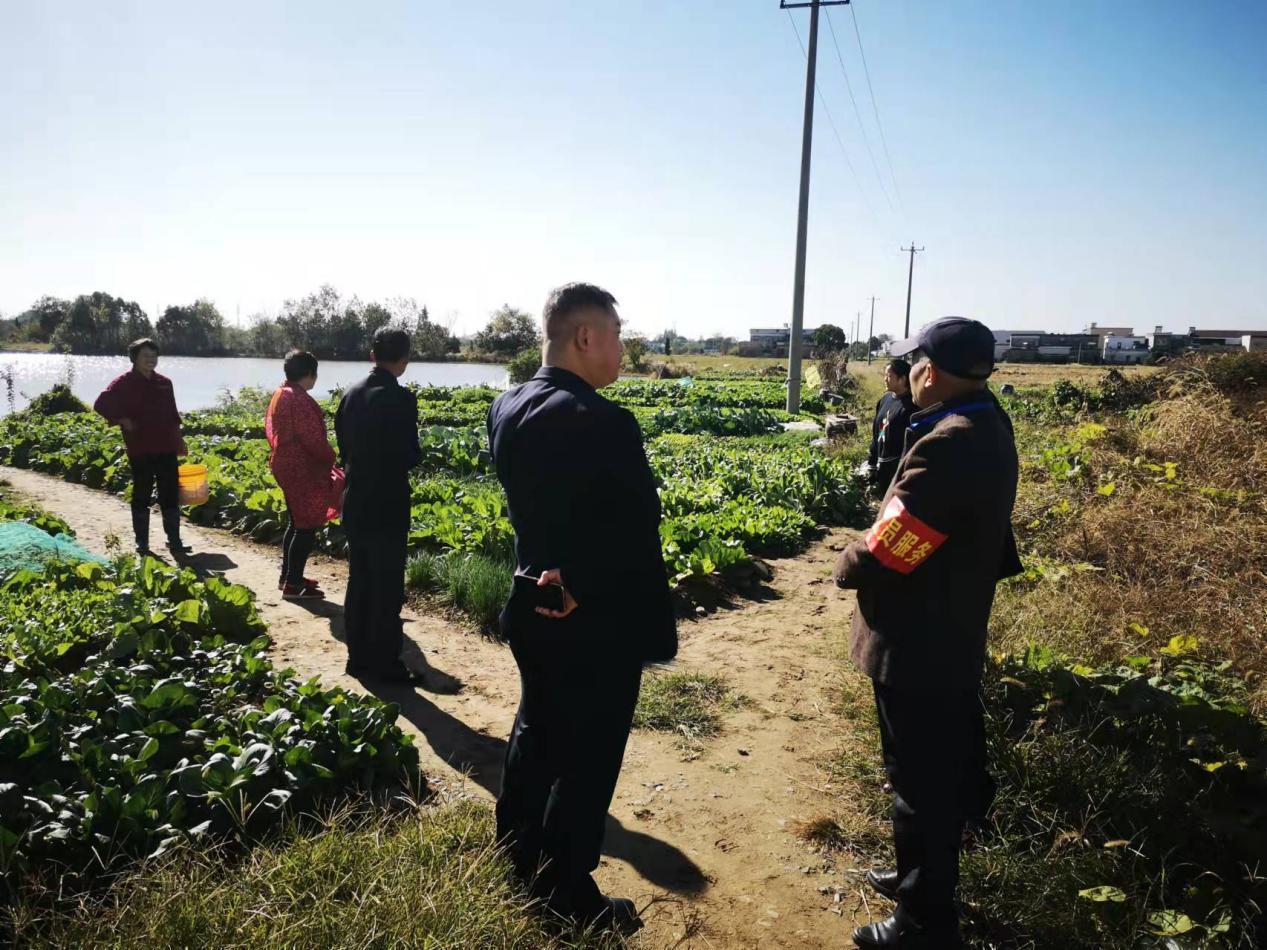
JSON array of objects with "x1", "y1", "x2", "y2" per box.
[
  {"x1": 93, "y1": 370, "x2": 183, "y2": 459},
  {"x1": 334, "y1": 367, "x2": 421, "y2": 535},
  {"x1": 868, "y1": 390, "x2": 916, "y2": 494},
  {"x1": 835, "y1": 390, "x2": 1023, "y2": 690},
  {"x1": 487, "y1": 366, "x2": 677, "y2": 664}
]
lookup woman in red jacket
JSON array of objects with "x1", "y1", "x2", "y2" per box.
[
  {"x1": 93, "y1": 337, "x2": 191, "y2": 556},
  {"x1": 265, "y1": 350, "x2": 344, "y2": 600}
]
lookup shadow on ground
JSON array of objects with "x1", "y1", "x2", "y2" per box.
[
  {"x1": 356, "y1": 670, "x2": 709, "y2": 898},
  {"x1": 175, "y1": 551, "x2": 238, "y2": 578}
]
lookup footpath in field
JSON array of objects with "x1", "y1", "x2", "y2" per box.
[{"x1": 0, "y1": 464, "x2": 870, "y2": 949}]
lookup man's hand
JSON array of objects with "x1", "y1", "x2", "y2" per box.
[
  {"x1": 118, "y1": 417, "x2": 137, "y2": 433},
  {"x1": 534, "y1": 568, "x2": 578, "y2": 619}
]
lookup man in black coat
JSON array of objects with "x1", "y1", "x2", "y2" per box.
[
  {"x1": 335, "y1": 326, "x2": 423, "y2": 683},
  {"x1": 835, "y1": 317, "x2": 1023, "y2": 949},
  {"x1": 866, "y1": 358, "x2": 917, "y2": 496},
  {"x1": 487, "y1": 283, "x2": 676, "y2": 933}
]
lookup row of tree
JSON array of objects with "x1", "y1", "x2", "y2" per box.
[
  {"x1": 1, "y1": 292, "x2": 886, "y2": 365},
  {"x1": 0, "y1": 288, "x2": 506, "y2": 361},
  {"x1": 812, "y1": 324, "x2": 892, "y2": 360}
]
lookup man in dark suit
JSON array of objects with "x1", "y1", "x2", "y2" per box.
[
  {"x1": 487, "y1": 283, "x2": 676, "y2": 934},
  {"x1": 335, "y1": 326, "x2": 423, "y2": 683}
]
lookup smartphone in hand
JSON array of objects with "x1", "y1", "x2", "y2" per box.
[{"x1": 513, "y1": 572, "x2": 567, "y2": 613}]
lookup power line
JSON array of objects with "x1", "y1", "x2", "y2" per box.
[
  {"x1": 848, "y1": 2, "x2": 903, "y2": 210},
  {"x1": 785, "y1": 11, "x2": 879, "y2": 226},
  {"x1": 823, "y1": 8, "x2": 894, "y2": 213}
]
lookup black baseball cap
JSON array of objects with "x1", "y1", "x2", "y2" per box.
[{"x1": 890, "y1": 317, "x2": 996, "y2": 380}]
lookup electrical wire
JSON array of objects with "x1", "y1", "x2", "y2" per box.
[
  {"x1": 848, "y1": 1, "x2": 903, "y2": 210},
  {"x1": 824, "y1": 8, "x2": 894, "y2": 212},
  {"x1": 786, "y1": 10, "x2": 880, "y2": 227}
]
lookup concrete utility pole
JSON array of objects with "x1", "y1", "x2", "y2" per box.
[
  {"x1": 867, "y1": 295, "x2": 876, "y2": 363},
  {"x1": 901, "y1": 242, "x2": 925, "y2": 338},
  {"x1": 782, "y1": 0, "x2": 850, "y2": 413},
  {"x1": 855, "y1": 311, "x2": 861, "y2": 355}
]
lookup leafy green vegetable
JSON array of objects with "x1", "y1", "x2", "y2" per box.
[{"x1": 0, "y1": 557, "x2": 419, "y2": 895}]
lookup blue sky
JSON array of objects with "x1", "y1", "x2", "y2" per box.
[{"x1": 2, "y1": 0, "x2": 1265, "y2": 340}]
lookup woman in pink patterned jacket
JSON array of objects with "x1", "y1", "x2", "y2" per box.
[{"x1": 265, "y1": 350, "x2": 344, "y2": 600}]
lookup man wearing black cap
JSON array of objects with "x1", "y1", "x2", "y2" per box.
[{"x1": 834, "y1": 317, "x2": 1023, "y2": 949}]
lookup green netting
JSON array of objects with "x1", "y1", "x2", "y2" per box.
[{"x1": 0, "y1": 522, "x2": 107, "y2": 573}]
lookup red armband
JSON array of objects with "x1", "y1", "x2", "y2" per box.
[{"x1": 865, "y1": 496, "x2": 948, "y2": 574}]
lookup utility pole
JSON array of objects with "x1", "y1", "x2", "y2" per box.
[
  {"x1": 782, "y1": 0, "x2": 850, "y2": 413},
  {"x1": 901, "y1": 242, "x2": 925, "y2": 338},
  {"x1": 855, "y1": 311, "x2": 861, "y2": 356},
  {"x1": 867, "y1": 296, "x2": 876, "y2": 363}
]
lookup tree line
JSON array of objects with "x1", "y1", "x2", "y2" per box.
[
  {"x1": 1, "y1": 289, "x2": 882, "y2": 366},
  {"x1": 0, "y1": 287, "x2": 547, "y2": 362}
]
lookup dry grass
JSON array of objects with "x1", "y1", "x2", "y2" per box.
[
  {"x1": 652, "y1": 354, "x2": 788, "y2": 374},
  {"x1": 993, "y1": 361, "x2": 1160, "y2": 387},
  {"x1": 1139, "y1": 379, "x2": 1267, "y2": 494},
  {"x1": 802, "y1": 667, "x2": 892, "y2": 861},
  {"x1": 8, "y1": 800, "x2": 621, "y2": 950},
  {"x1": 998, "y1": 364, "x2": 1267, "y2": 707}
]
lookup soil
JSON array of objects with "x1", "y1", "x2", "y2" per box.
[{"x1": 1, "y1": 465, "x2": 874, "y2": 949}]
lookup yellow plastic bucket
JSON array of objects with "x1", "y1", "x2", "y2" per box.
[{"x1": 177, "y1": 463, "x2": 210, "y2": 507}]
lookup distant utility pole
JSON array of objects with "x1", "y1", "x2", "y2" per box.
[
  {"x1": 901, "y1": 242, "x2": 925, "y2": 338},
  {"x1": 855, "y1": 311, "x2": 861, "y2": 354},
  {"x1": 782, "y1": 0, "x2": 850, "y2": 413},
  {"x1": 867, "y1": 296, "x2": 877, "y2": 363}
]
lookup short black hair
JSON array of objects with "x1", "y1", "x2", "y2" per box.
[
  {"x1": 283, "y1": 349, "x2": 319, "y2": 382},
  {"x1": 128, "y1": 337, "x2": 159, "y2": 361},
  {"x1": 372, "y1": 326, "x2": 411, "y2": 363},
  {"x1": 543, "y1": 282, "x2": 618, "y2": 343},
  {"x1": 886, "y1": 358, "x2": 911, "y2": 378}
]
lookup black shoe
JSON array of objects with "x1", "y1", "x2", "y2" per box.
[
  {"x1": 853, "y1": 913, "x2": 960, "y2": 949},
  {"x1": 281, "y1": 582, "x2": 325, "y2": 600},
  {"x1": 545, "y1": 891, "x2": 642, "y2": 937},
  {"x1": 865, "y1": 868, "x2": 900, "y2": 901},
  {"x1": 161, "y1": 510, "x2": 191, "y2": 556},
  {"x1": 587, "y1": 897, "x2": 643, "y2": 936},
  {"x1": 366, "y1": 665, "x2": 426, "y2": 685},
  {"x1": 132, "y1": 508, "x2": 150, "y2": 556}
]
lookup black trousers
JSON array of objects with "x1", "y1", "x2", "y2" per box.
[
  {"x1": 873, "y1": 457, "x2": 901, "y2": 498},
  {"x1": 280, "y1": 516, "x2": 317, "y2": 587},
  {"x1": 873, "y1": 680, "x2": 991, "y2": 930},
  {"x1": 496, "y1": 624, "x2": 642, "y2": 913},
  {"x1": 129, "y1": 453, "x2": 179, "y2": 513},
  {"x1": 343, "y1": 524, "x2": 407, "y2": 673},
  {"x1": 129, "y1": 453, "x2": 180, "y2": 547}
]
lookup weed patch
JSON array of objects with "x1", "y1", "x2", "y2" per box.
[
  {"x1": 634, "y1": 671, "x2": 746, "y2": 746},
  {"x1": 407, "y1": 550, "x2": 513, "y2": 631}
]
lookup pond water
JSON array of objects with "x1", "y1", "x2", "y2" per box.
[{"x1": 0, "y1": 353, "x2": 508, "y2": 416}]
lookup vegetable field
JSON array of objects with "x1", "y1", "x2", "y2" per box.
[
  {"x1": 0, "y1": 376, "x2": 867, "y2": 615},
  {"x1": 0, "y1": 488, "x2": 418, "y2": 921}
]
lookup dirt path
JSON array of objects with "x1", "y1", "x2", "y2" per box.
[{"x1": 1, "y1": 466, "x2": 869, "y2": 948}]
